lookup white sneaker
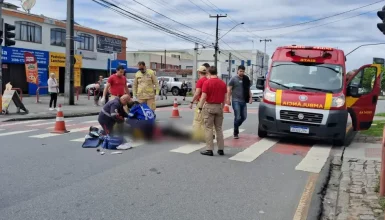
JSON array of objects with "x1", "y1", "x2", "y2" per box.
[{"x1": 49, "y1": 108, "x2": 54, "y2": 111}]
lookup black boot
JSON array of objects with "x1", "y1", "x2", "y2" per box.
[{"x1": 200, "y1": 150, "x2": 213, "y2": 156}]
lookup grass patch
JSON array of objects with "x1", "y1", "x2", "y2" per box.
[
  {"x1": 379, "y1": 197, "x2": 385, "y2": 210},
  {"x1": 376, "y1": 113, "x2": 385, "y2": 117},
  {"x1": 360, "y1": 120, "x2": 385, "y2": 137},
  {"x1": 375, "y1": 176, "x2": 380, "y2": 193}
]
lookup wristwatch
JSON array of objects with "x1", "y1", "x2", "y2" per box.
[{"x1": 190, "y1": 102, "x2": 194, "y2": 104}]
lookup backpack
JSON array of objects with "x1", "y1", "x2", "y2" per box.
[{"x1": 102, "y1": 135, "x2": 126, "y2": 149}]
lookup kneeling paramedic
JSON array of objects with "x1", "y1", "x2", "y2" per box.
[
  {"x1": 98, "y1": 95, "x2": 131, "y2": 135},
  {"x1": 126, "y1": 101, "x2": 156, "y2": 139}
]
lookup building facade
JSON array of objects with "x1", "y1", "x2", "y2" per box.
[{"x1": 1, "y1": 5, "x2": 127, "y2": 95}]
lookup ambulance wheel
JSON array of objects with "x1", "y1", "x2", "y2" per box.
[{"x1": 258, "y1": 127, "x2": 267, "y2": 138}]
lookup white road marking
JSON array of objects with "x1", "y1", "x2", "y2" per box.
[
  {"x1": 30, "y1": 127, "x2": 100, "y2": 139},
  {"x1": 0, "y1": 120, "x2": 45, "y2": 127},
  {"x1": 295, "y1": 144, "x2": 332, "y2": 173},
  {"x1": 82, "y1": 120, "x2": 98, "y2": 124},
  {"x1": 229, "y1": 138, "x2": 278, "y2": 162},
  {"x1": 170, "y1": 129, "x2": 243, "y2": 154},
  {"x1": 0, "y1": 129, "x2": 38, "y2": 137},
  {"x1": 27, "y1": 120, "x2": 73, "y2": 127}
]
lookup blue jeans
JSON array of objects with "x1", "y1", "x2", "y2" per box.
[{"x1": 232, "y1": 101, "x2": 247, "y2": 135}]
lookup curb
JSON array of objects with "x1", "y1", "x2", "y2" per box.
[
  {"x1": 2, "y1": 103, "x2": 179, "y2": 122},
  {"x1": 306, "y1": 155, "x2": 333, "y2": 220}
]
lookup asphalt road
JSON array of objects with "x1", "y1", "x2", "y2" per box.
[{"x1": 0, "y1": 102, "x2": 343, "y2": 220}]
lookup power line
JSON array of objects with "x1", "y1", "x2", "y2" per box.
[
  {"x1": 93, "y1": 0, "x2": 215, "y2": 47},
  {"x1": 131, "y1": 0, "x2": 214, "y2": 37},
  {"x1": 231, "y1": 0, "x2": 384, "y2": 32},
  {"x1": 267, "y1": 8, "x2": 378, "y2": 38}
]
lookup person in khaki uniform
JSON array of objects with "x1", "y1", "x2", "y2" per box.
[
  {"x1": 197, "y1": 67, "x2": 227, "y2": 156},
  {"x1": 132, "y1": 61, "x2": 160, "y2": 111},
  {"x1": 190, "y1": 66, "x2": 215, "y2": 142}
]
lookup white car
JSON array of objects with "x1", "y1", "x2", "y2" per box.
[{"x1": 251, "y1": 89, "x2": 263, "y2": 101}]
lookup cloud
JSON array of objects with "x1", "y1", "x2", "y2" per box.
[{"x1": 5, "y1": 0, "x2": 385, "y2": 70}]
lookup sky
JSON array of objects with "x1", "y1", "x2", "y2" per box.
[{"x1": 6, "y1": 0, "x2": 385, "y2": 70}]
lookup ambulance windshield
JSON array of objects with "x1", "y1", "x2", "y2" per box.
[{"x1": 268, "y1": 62, "x2": 343, "y2": 93}]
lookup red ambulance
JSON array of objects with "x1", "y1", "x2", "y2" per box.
[{"x1": 256, "y1": 45, "x2": 381, "y2": 146}]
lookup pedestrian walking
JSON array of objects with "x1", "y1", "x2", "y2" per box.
[
  {"x1": 226, "y1": 65, "x2": 252, "y2": 139},
  {"x1": 197, "y1": 67, "x2": 227, "y2": 156},
  {"x1": 47, "y1": 73, "x2": 59, "y2": 111},
  {"x1": 132, "y1": 61, "x2": 160, "y2": 111},
  {"x1": 159, "y1": 77, "x2": 168, "y2": 100},
  {"x1": 94, "y1": 75, "x2": 105, "y2": 106},
  {"x1": 181, "y1": 80, "x2": 188, "y2": 101},
  {"x1": 100, "y1": 65, "x2": 130, "y2": 112}
]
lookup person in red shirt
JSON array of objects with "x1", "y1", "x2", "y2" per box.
[
  {"x1": 189, "y1": 66, "x2": 209, "y2": 142},
  {"x1": 101, "y1": 65, "x2": 130, "y2": 112},
  {"x1": 197, "y1": 66, "x2": 227, "y2": 156}
]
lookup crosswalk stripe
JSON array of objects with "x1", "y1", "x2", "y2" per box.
[
  {"x1": 30, "y1": 127, "x2": 100, "y2": 139},
  {"x1": 0, "y1": 120, "x2": 45, "y2": 127},
  {"x1": 170, "y1": 129, "x2": 243, "y2": 154},
  {"x1": 295, "y1": 144, "x2": 332, "y2": 173},
  {"x1": 82, "y1": 120, "x2": 98, "y2": 124},
  {"x1": 229, "y1": 138, "x2": 278, "y2": 162},
  {"x1": 27, "y1": 120, "x2": 73, "y2": 127},
  {"x1": 0, "y1": 129, "x2": 38, "y2": 136}
]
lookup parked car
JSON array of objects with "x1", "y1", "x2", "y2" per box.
[
  {"x1": 157, "y1": 76, "x2": 183, "y2": 96},
  {"x1": 86, "y1": 77, "x2": 133, "y2": 97},
  {"x1": 251, "y1": 88, "x2": 263, "y2": 101}
]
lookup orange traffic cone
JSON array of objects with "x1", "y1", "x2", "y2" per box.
[
  {"x1": 51, "y1": 104, "x2": 70, "y2": 134},
  {"x1": 170, "y1": 98, "x2": 182, "y2": 118},
  {"x1": 223, "y1": 104, "x2": 231, "y2": 113}
]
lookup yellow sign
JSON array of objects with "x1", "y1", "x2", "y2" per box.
[
  {"x1": 74, "y1": 68, "x2": 81, "y2": 87},
  {"x1": 49, "y1": 52, "x2": 82, "y2": 68},
  {"x1": 300, "y1": 58, "x2": 316, "y2": 62},
  {"x1": 49, "y1": 66, "x2": 60, "y2": 84},
  {"x1": 282, "y1": 101, "x2": 324, "y2": 109}
]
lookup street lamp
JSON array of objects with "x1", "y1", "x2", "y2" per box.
[{"x1": 219, "y1": 22, "x2": 245, "y2": 40}]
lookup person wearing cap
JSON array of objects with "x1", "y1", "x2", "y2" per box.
[
  {"x1": 101, "y1": 65, "x2": 130, "y2": 106},
  {"x1": 133, "y1": 61, "x2": 160, "y2": 111},
  {"x1": 47, "y1": 73, "x2": 59, "y2": 111},
  {"x1": 197, "y1": 66, "x2": 227, "y2": 156},
  {"x1": 189, "y1": 66, "x2": 209, "y2": 141}
]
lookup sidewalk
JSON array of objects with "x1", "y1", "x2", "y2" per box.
[
  {"x1": 0, "y1": 94, "x2": 191, "y2": 122},
  {"x1": 322, "y1": 142, "x2": 384, "y2": 220}
]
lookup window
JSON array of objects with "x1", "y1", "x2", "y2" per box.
[
  {"x1": 15, "y1": 21, "x2": 42, "y2": 43},
  {"x1": 151, "y1": 63, "x2": 157, "y2": 69},
  {"x1": 78, "y1": 33, "x2": 94, "y2": 51},
  {"x1": 350, "y1": 67, "x2": 377, "y2": 95},
  {"x1": 50, "y1": 28, "x2": 66, "y2": 46},
  {"x1": 269, "y1": 62, "x2": 343, "y2": 93}
]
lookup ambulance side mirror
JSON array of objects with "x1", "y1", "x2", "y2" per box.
[
  {"x1": 347, "y1": 85, "x2": 360, "y2": 98},
  {"x1": 256, "y1": 77, "x2": 265, "y2": 91}
]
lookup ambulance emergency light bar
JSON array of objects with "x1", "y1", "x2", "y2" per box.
[{"x1": 283, "y1": 45, "x2": 334, "y2": 51}]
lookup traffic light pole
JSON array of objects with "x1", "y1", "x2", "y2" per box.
[{"x1": 65, "y1": 0, "x2": 75, "y2": 105}]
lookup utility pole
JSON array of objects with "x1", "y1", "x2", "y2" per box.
[
  {"x1": 192, "y1": 43, "x2": 198, "y2": 91},
  {"x1": 228, "y1": 53, "x2": 232, "y2": 77},
  {"x1": 210, "y1": 14, "x2": 227, "y2": 68},
  {"x1": 65, "y1": 0, "x2": 75, "y2": 105},
  {"x1": 260, "y1": 39, "x2": 271, "y2": 78},
  {"x1": 164, "y1": 50, "x2": 166, "y2": 69},
  {"x1": 0, "y1": 0, "x2": 3, "y2": 112}
]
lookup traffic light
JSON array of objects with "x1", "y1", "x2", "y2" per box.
[
  {"x1": 377, "y1": 6, "x2": 385, "y2": 34},
  {"x1": 4, "y1": 23, "x2": 15, "y2": 47}
]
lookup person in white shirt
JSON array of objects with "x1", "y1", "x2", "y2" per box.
[{"x1": 47, "y1": 73, "x2": 59, "y2": 111}]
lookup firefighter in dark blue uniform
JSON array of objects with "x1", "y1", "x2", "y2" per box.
[{"x1": 98, "y1": 94, "x2": 131, "y2": 135}]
